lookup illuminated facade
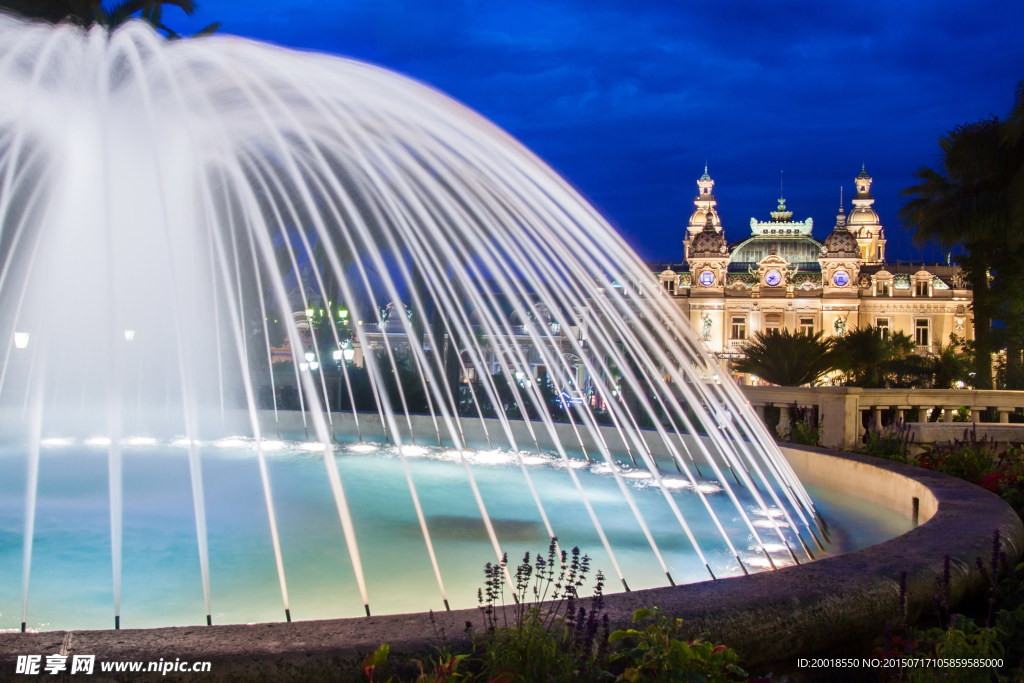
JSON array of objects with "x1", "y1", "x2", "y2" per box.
[{"x1": 656, "y1": 167, "x2": 973, "y2": 380}]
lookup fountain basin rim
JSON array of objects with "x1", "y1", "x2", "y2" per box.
[{"x1": 1, "y1": 444, "x2": 1019, "y2": 673}]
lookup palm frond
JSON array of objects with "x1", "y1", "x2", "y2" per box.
[{"x1": 734, "y1": 329, "x2": 836, "y2": 387}]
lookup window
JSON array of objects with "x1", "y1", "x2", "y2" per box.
[
  {"x1": 730, "y1": 316, "x2": 747, "y2": 340},
  {"x1": 663, "y1": 279, "x2": 676, "y2": 295},
  {"x1": 876, "y1": 318, "x2": 890, "y2": 339},
  {"x1": 915, "y1": 319, "x2": 930, "y2": 347},
  {"x1": 799, "y1": 317, "x2": 814, "y2": 335},
  {"x1": 879, "y1": 283, "x2": 891, "y2": 296},
  {"x1": 764, "y1": 313, "x2": 782, "y2": 332},
  {"x1": 915, "y1": 281, "x2": 930, "y2": 297}
]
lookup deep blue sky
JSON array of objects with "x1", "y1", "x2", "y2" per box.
[{"x1": 175, "y1": 0, "x2": 1024, "y2": 264}]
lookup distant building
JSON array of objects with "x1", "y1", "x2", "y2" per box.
[{"x1": 653, "y1": 166, "x2": 973, "y2": 382}]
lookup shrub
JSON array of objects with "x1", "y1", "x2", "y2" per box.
[
  {"x1": 787, "y1": 420, "x2": 820, "y2": 446},
  {"x1": 363, "y1": 540, "x2": 776, "y2": 681},
  {"x1": 609, "y1": 607, "x2": 749, "y2": 681},
  {"x1": 859, "y1": 419, "x2": 914, "y2": 462},
  {"x1": 474, "y1": 539, "x2": 609, "y2": 682},
  {"x1": 875, "y1": 532, "x2": 1024, "y2": 682},
  {"x1": 925, "y1": 428, "x2": 998, "y2": 485}
]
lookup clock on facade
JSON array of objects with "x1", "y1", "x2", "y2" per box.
[
  {"x1": 832, "y1": 271, "x2": 850, "y2": 287},
  {"x1": 764, "y1": 269, "x2": 782, "y2": 287},
  {"x1": 698, "y1": 271, "x2": 716, "y2": 287}
]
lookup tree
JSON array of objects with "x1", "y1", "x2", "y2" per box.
[
  {"x1": 0, "y1": 0, "x2": 220, "y2": 37},
  {"x1": 901, "y1": 88, "x2": 1024, "y2": 389},
  {"x1": 832, "y1": 327, "x2": 914, "y2": 388},
  {"x1": 923, "y1": 337, "x2": 974, "y2": 389},
  {"x1": 734, "y1": 329, "x2": 836, "y2": 387}
]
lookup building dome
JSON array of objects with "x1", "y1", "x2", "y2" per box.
[
  {"x1": 823, "y1": 209, "x2": 859, "y2": 257},
  {"x1": 847, "y1": 206, "x2": 879, "y2": 225},
  {"x1": 689, "y1": 208, "x2": 719, "y2": 227},
  {"x1": 729, "y1": 235, "x2": 823, "y2": 266},
  {"x1": 690, "y1": 212, "x2": 726, "y2": 255}
]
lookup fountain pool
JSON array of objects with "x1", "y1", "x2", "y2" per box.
[{"x1": 0, "y1": 435, "x2": 910, "y2": 632}]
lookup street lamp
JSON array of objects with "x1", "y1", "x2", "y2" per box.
[
  {"x1": 331, "y1": 343, "x2": 355, "y2": 409},
  {"x1": 304, "y1": 350, "x2": 319, "y2": 372},
  {"x1": 333, "y1": 341, "x2": 354, "y2": 363}
]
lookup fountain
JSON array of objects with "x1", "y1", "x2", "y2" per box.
[{"x1": 0, "y1": 15, "x2": 836, "y2": 632}]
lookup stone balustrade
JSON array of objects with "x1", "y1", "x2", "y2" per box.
[{"x1": 740, "y1": 386, "x2": 1024, "y2": 450}]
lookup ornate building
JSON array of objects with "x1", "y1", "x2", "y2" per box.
[{"x1": 655, "y1": 167, "x2": 973, "y2": 381}]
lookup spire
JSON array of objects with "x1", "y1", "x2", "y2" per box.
[
  {"x1": 770, "y1": 195, "x2": 793, "y2": 222},
  {"x1": 854, "y1": 165, "x2": 874, "y2": 198},
  {"x1": 696, "y1": 166, "x2": 715, "y2": 197},
  {"x1": 686, "y1": 165, "x2": 721, "y2": 259}
]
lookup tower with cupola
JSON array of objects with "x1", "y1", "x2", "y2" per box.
[
  {"x1": 847, "y1": 165, "x2": 885, "y2": 263},
  {"x1": 819, "y1": 198, "x2": 862, "y2": 296},
  {"x1": 683, "y1": 166, "x2": 723, "y2": 260},
  {"x1": 686, "y1": 210, "x2": 729, "y2": 295}
]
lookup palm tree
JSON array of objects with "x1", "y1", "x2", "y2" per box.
[
  {"x1": 0, "y1": 0, "x2": 219, "y2": 37},
  {"x1": 924, "y1": 338, "x2": 973, "y2": 389},
  {"x1": 734, "y1": 329, "x2": 837, "y2": 387},
  {"x1": 832, "y1": 326, "x2": 915, "y2": 387},
  {"x1": 901, "y1": 108, "x2": 1024, "y2": 389}
]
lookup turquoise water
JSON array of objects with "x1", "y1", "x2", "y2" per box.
[{"x1": 0, "y1": 439, "x2": 910, "y2": 631}]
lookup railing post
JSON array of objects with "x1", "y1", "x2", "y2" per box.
[
  {"x1": 775, "y1": 403, "x2": 791, "y2": 435},
  {"x1": 818, "y1": 388, "x2": 861, "y2": 450}
]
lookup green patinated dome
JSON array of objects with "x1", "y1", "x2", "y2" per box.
[{"x1": 728, "y1": 235, "x2": 823, "y2": 266}]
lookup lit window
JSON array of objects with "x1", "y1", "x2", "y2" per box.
[
  {"x1": 876, "y1": 318, "x2": 890, "y2": 339},
  {"x1": 799, "y1": 317, "x2": 814, "y2": 335},
  {"x1": 731, "y1": 316, "x2": 747, "y2": 340},
  {"x1": 915, "y1": 319, "x2": 930, "y2": 347},
  {"x1": 764, "y1": 313, "x2": 782, "y2": 332}
]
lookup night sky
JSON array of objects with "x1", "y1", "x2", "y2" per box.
[{"x1": 173, "y1": 0, "x2": 1024, "y2": 264}]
